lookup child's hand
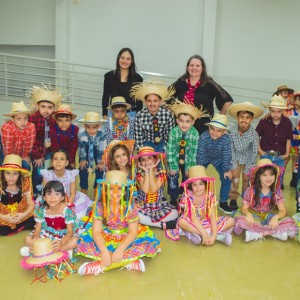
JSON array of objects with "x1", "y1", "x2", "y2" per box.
[
  {"x1": 201, "y1": 231, "x2": 211, "y2": 245},
  {"x1": 268, "y1": 215, "x2": 279, "y2": 230},
  {"x1": 70, "y1": 163, "x2": 76, "y2": 169},
  {"x1": 2, "y1": 214, "x2": 16, "y2": 224},
  {"x1": 111, "y1": 248, "x2": 124, "y2": 263},
  {"x1": 168, "y1": 170, "x2": 178, "y2": 176},
  {"x1": 52, "y1": 240, "x2": 61, "y2": 251},
  {"x1": 79, "y1": 160, "x2": 88, "y2": 170},
  {"x1": 207, "y1": 234, "x2": 217, "y2": 246},
  {"x1": 231, "y1": 168, "x2": 239, "y2": 178},
  {"x1": 151, "y1": 159, "x2": 161, "y2": 170},
  {"x1": 12, "y1": 212, "x2": 25, "y2": 223},
  {"x1": 138, "y1": 162, "x2": 149, "y2": 172},
  {"x1": 96, "y1": 162, "x2": 105, "y2": 171},
  {"x1": 101, "y1": 249, "x2": 112, "y2": 267},
  {"x1": 33, "y1": 158, "x2": 45, "y2": 168},
  {"x1": 224, "y1": 171, "x2": 232, "y2": 180},
  {"x1": 245, "y1": 213, "x2": 254, "y2": 227}
]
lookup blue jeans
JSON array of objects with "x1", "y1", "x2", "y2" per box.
[
  {"x1": 31, "y1": 153, "x2": 51, "y2": 195},
  {"x1": 167, "y1": 165, "x2": 187, "y2": 201},
  {"x1": 79, "y1": 167, "x2": 104, "y2": 190},
  {"x1": 214, "y1": 163, "x2": 231, "y2": 203},
  {"x1": 143, "y1": 140, "x2": 165, "y2": 153}
]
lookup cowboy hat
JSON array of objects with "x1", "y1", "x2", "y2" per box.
[
  {"x1": 205, "y1": 113, "x2": 228, "y2": 130},
  {"x1": 133, "y1": 146, "x2": 166, "y2": 160},
  {"x1": 227, "y1": 102, "x2": 264, "y2": 120},
  {"x1": 272, "y1": 85, "x2": 294, "y2": 96},
  {"x1": 0, "y1": 155, "x2": 31, "y2": 177},
  {"x1": 3, "y1": 101, "x2": 34, "y2": 117},
  {"x1": 77, "y1": 112, "x2": 106, "y2": 124},
  {"x1": 52, "y1": 104, "x2": 77, "y2": 120},
  {"x1": 261, "y1": 95, "x2": 287, "y2": 110},
  {"x1": 107, "y1": 96, "x2": 131, "y2": 110},
  {"x1": 180, "y1": 166, "x2": 215, "y2": 187}
]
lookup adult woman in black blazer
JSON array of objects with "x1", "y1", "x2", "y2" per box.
[
  {"x1": 172, "y1": 55, "x2": 233, "y2": 134},
  {"x1": 102, "y1": 48, "x2": 143, "y2": 118}
]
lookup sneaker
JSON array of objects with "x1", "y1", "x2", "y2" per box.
[
  {"x1": 78, "y1": 261, "x2": 104, "y2": 276},
  {"x1": 229, "y1": 200, "x2": 238, "y2": 211},
  {"x1": 219, "y1": 202, "x2": 233, "y2": 214},
  {"x1": 271, "y1": 231, "x2": 288, "y2": 241},
  {"x1": 20, "y1": 246, "x2": 30, "y2": 257},
  {"x1": 125, "y1": 259, "x2": 145, "y2": 272},
  {"x1": 244, "y1": 231, "x2": 264, "y2": 242},
  {"x1": 217, "y1": 233, "x2": 232, "y2": 246},
  {"x1": 184, "y1": 231, "x2": 202, "y2": 245}
]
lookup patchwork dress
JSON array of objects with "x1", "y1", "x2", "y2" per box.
[{"x1": 77, "y1": 202, "x2": 160, "y2": 263}]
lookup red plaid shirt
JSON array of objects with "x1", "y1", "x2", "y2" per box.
[
  {"x1": 1, "y1": 120, "x2": 36, "y2": 158},
  {"x1": 29, "y1": 111, "x2": 56, "y2": 160},
  {"x1": 50, "y1": 124, "x2": 79, "y2": 164}
]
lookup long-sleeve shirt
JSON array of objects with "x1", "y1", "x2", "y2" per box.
[
  {"x1": 1, "y1": 120, "x2": 36, "y2": 158},
  {"x1": 29, "y1": 111, "x2": 56, "y2": 160},
  {"x1": 49, "y1": 124, "x2": 79, "y2": 165},
  {"x1": 228, "y1": 125, "x2": 259, "y2": 174},
  {"x1": 78, "y1": 128, "x2": 107, "y2": 164},
  {"x1": 196, "y1": 131, "x2": 232, "y2": 172},
  {"x1": 167, "y1": 125, "x2": 199, "y2": 172},
  {"x1": 134, "y1": 106, "x2": 175, "y2": 151}
]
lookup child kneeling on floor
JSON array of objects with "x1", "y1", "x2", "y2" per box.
[{"x1": 165, "y1": 166, "x2": 235, "y2": 246}]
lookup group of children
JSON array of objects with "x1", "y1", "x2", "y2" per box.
[{"x1": 1, "y1": 81, "x2": 300, "y2": 277}]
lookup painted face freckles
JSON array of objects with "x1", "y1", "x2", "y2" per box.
[
  {"x1": 112, "y1": 107, "x2": 127, "y2": 121},
  {"x1": 208, "y1": 126, "x2": 225, "y2": 140},
  {"x1": 188, "y1": 58, "x2": 202, "y2": 78},
  {"x1": 119, "y1": 51, "x2": 132, "y2": 70},
  {"x1": 237, "y1": 112, "x2": 253, "y2": 132},
  {"x1": 113, "y1": 148, "x2": 129, "y2": 168},
  {"x1": 45, "y1": 189, "x2": 64, "y2": 208},
  {"x1": 52, "y1": 152, "x2": 69, "y2": 171},
  {"x1": 269, "y1": 108, "x2": 283, "y2": 122},
  {"x1": 12, "y1": 114, "x2": 29, "y2": 130},
  {"x1": 4, "y1": 171, "x2": 20, "y2": 186},
  {"x1": 191, "y1": 179, "x2": 206, "y2": 197},
  {"x1": 56, "y1": 116, "x2": 72, "y2": 131},
  {"x1": 176, "y1": 114, "x2": 195, "y2": 133},
  {"x1": 85, "y1": 124, "x2": 100, "y2": 136},
  {"x1": 260, "y1": 170, "x2": 275, "y2": 188},
  {"x1": 37, "y1": 102, "x2": 55, "y2": 118},
  {"x1": 145, "y1": 94, "x2": 162, "y2": 115}
]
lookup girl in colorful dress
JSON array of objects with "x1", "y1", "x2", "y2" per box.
[
  {"x1": 165, "y1": 166, "x2": 234, "y2": 245},
  {"x1": 0, "y1": 154, "x2": 35, "y2": 236},
  {"x1": 77, "y1": 170, "x2": 160, "y2": 275},
  {"x1": 38, "y1": 149, "x2": 92, "y2": 219},
  {"x1": 135, "y1": 146, "x2": 178, "y2": 229},
  {"x1": 21, "y1": 181, "x2": 78, "y2": 255},
  {"x1": 234, "y1": 158, "x2": 297, "y2": 242}
]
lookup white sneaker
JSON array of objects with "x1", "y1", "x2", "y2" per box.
[
  {"x1": 272, "y1": 231, "x2": 288, "y2": 241},
  {"x1": 125, "y1": 259, "x2": 145, "y2": 272},
  {"x1": 217, "y1": 233, "x2": 232, "y2": 246},
  {"x1": 244, "y1": 231, "x2": 264, "y2": 242},
  {"x1": 20, "y1": 246, "x2": 30, "y2": 257}
]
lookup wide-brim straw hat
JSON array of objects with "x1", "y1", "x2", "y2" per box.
[
  {"x1": 21, "y1": 238, "x2": 68, "y2": 270},
  {"x1": 205, "y1": 113, "x2": 228, "y2": 130},
  {"x1": 3, "y1": 101, "x2": 34, "y2": 117},
  {"x1": 77, "y1": 112, "x2": 105, "y2": 124},
  {"x1": 130, "y1": 80, "x2": 175, "y2": 103},
  {"x1": 29, "y1": 84, "x2": 62, "y2": 110},
  {"x1": 107, "y1": 96, "x2": 131, "y2": 110},
  {"x1": 133, "y1": 146, "x2": 166, "y2": 160},
  {"x1": 261, "y1": 95, "x2": 287, "y2": 110},
  {"x1": 0, "y1": 154, "x2": 31, "y2": 177},
  {"x1": 167, "y1": 99, "x2": 210, "y2": 120},
  {"x1": 101, "y1": 170, "x2": 131, "y2": 187},
  {"x1": 227, "y1": 102, "x2": 264, "y2": 120},
  {"x1": 180, "y1": 166, "x2": 215, "y2": 187},
  {"x1": 272, "y1": 85, "x2": 294, "y2": 96},
  {"x1": 52, "y1": 104, "x2": 77, "y2": 120}
]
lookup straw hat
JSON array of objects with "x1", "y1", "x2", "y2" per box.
[
  {"x1": 52, "y1": 104, "x2": 77, "y2": 120},
  {"x1": 3, "y1": 101, "x2": 34, "y2": 117},
  {"x1": 134, "y1": 146, "x2": 166, "y2": 160},
  {"x1": 21, "y1": 238, "x2": 68, "y2": 270},
  {"x1": 167, "y1": 99, "x2": 210, "y2": 120},
  {"x1": 107, "y1": 96, "x2": 131, "y2": 110},
  {"x1": 130, "y1": 80, "x2": 175, "y2": 102},
  {"x1": 205, "y1": 113, "x2": 228, "y2": 130},
  {"x1": 291, "y1": 91, "x2": 300, "y2": 101},
  {"x1": 29, "y1": 84, "x2": 62, "y2": 110},
  {"x1": 103, "y1": 170, "x2": 129, "y2": 187},
  {"x1": 180, "y1": 166, "x2": 214, "y2": 187},
  {"x1": 77, "y1": 112, "x2": 105, "y2": 124},
  {"x1": 227, "y1": 102, "x2": 264, "y2": 120},
  {"x1": 261, "y1": 95, "x2": 287, "y2": 110},
  {"x1": 0, "y1": 154, "x2": 31, "y2": 177},
  {"x1": 272, "y1": 85, "x2": 294, "y2": 96}
]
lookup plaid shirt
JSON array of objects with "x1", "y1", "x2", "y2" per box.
[
  {"x1": 1, "y1": 120, "x2": 36, "y2": 158},
  {"x1": 50, "y1": 124, "x2": 79, "y2": 164},
  {"x1": 104, "y1": 115, "x2": 134, "y2": 145},
  {"x1": 134, "y1": 106, "x2": 175, "y2": 150},
  {"x1": 196, "y1": 131, "x2": 232, "y2": 172},
  {"x1": 29, "y1": 111, "x2": 56, "y2": 160},
  {"x1": 167, "y1": 125, "x2": 199, "y2": 172},
  {"x1": 78, "y1": 128, "x2": 107, "y2": 163},
  {"x1": 228, "y1": 125, "x2": 259, "y2": 174}
]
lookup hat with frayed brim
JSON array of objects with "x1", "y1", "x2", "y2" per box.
[
  {"x1": 107, "y1": 96, "x2": 131, "y2": 110},
  {"x1": 261, "y1": 95, "x2": 287, "y2": 110},
  {"x1": 52, "y1": 104, "x2": 77, "y2": 120},
  {"x1": 3, "y1": 101, "x2": 34, "y2": 117},
  {"x1": 273, "y1": 85, "x2": 294, "y2": 96},
  {"x1": 21, "y1": 238, "x2": 68, "y2": 270},
  {"x1": 133, "y1": 146, "x2": 166, "y2": 160},
  {"x1": 130, "y1": 80, "x2": 175, "y2": 103},
  {"x1": 77, "y1": 112, "x2": 105, "y2": 124},
  {"x1": 227, "y1": 102, "x2": 264, "y2": 120},
  {"x1": 167, "y1": 99, "x2": 210, "y2": 120},
  {"x1": 0, "y1": 154, "x2": 31, "y2": 177},
  {"x1": 101, "y1": 170, "x2": 131, "y2": 187},
  {"x1": 205, "y1": 113, "x2": 227, "y2": 130},
  {"x1": 180, "y1": 166, "x2": 215, "y2": 187}
]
